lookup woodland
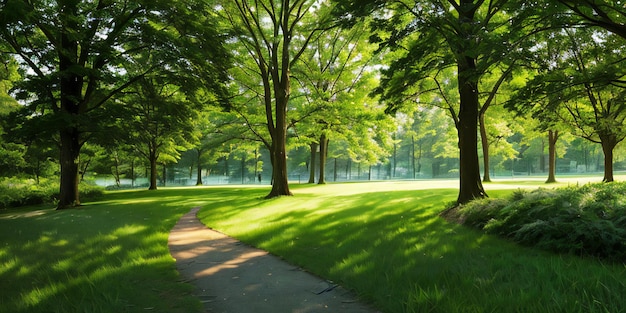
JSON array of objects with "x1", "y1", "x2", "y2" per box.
[{"x1": 1, "y1": 0, "x2": 626, "y2": 209}]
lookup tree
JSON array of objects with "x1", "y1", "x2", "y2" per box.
[
  {"x1": 189, "y1": 108, "x2": 236, "y2": 186},
  {"x1": 513, "y1": 27, "x2": 626, "y2": 182},
  {"x1": 116, "y1": 75, "x2": 199, "y2": 190},
  {"x1": 545, "y1": 130, "x2": 560, "y2": 183},
  {"x1": 555, "y1": 0, "x2": 626, "y2": 40},
  {"x1": 291, "y1": 24, "x2": 392, "y2": 185},
  {"x1": 221, "y1": 0, "x2": 335, "y2": 198},
  {"x1": 0, "y1": 0, "x2": 229, "y2": 208},
  {"x1": 0, "y1": 55, "x2": 26, "y2": 177},
  {"x1": 334, "y1": 0, "x2": 546, "y2": 203},
  {"x1": 479, "y1": 107, "x2": 519, "y2": 180}
]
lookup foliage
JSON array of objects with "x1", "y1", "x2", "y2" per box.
[
  {"x1": 219, "y1": 0, "x2": 340, "y2": 197},
  {"x1": 0, "y1": 0, "x2": 230, "y2": 207},
  {"x1": 332, "y1": 0, "x2": 549, "y2": 203},
  {"x1": 0, "y1": 178, "x2": 103, "y2": 210},
  {"x1": 456, "y1": 182, "x2": 626, "y2": 262}
]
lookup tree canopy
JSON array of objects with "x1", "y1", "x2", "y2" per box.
[{"x1": 1, "y1": 0, "x2": 625, "y2": 208}]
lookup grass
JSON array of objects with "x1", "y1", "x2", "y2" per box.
[
  {"x1": 197, "y1": 181, "x2": 626, "y2": 313},
  {"x1": 2, "y1": 178, "x2": 626, "y2": 312},
  {"x1": 0, "y1": 189, "x2": 212, "y2": 313}
]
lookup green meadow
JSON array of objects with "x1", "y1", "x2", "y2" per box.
[{"x1": 2, "y1": 179, "x2": 626, "y2": 312}]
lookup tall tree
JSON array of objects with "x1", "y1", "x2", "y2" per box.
[
  {"x1": 291, "y1": 24, "x2": 391, "y2": 185},
  {"x1": 515, "y1": 27, "x2": 626, "y2": 182},
  {"x1": 116, "y1": 75, "x2": 200, "y2": 190},
  {"x1": 334, "y1": 0, "x2": 545, "y2": 203},
  {"x1": 0, "y1": 0, "x2": 227, "y2": 208},
  {"x1": 221, "y1": 0, "x2": 333, "y2": 198}
]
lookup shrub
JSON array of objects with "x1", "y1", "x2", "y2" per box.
[
  {"x1": 454, "y1": 182, "x2": 626, "y2": 262},
  {"x1": 0, "y1": 178, "x2": 104, "y2": 209}
]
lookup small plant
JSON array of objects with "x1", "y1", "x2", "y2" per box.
[
  {"x1": 454, "y1": 182, "x2": 626, "y2": 262},
  {"x1": 0, "y1": 178, "x2": 104, "y2": 209}
]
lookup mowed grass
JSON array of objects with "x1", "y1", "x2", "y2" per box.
[
  {"x1": 198, "y1": 180, "x2": 626, "y2": 313},
  {"x1": 1, "y1": 178, "x2": 626, "y2": 312},
  {"x1": 0, "y1": 189, "x2": 220, "y2": 313}
]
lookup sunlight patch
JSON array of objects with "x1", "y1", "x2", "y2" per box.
[
  {"x1": 113, "y1": 224, "x2": 147, "y2": 236},
  {"x1": 105, "y1": 245, "x2": 122, "y2": 255},
  {"x1": 52, "y1": 258, "x2": 73, "y2": 272},
  {"x1": 0, "y1": 257, "x2": 18, "y2": 276},
  {"x1": 0, "y1": 209, "x2": 49, "y2": 220}
]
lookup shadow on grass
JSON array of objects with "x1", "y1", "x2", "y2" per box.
[
  {"x1": 0, "y1": 186, "x2": 269, "y2": 313},
  {"x1": 197, "y1": 186, "x2": 626, "y2": 313},
  {"x1": 5, "y1": 182, "x2": 626, "y2": 313}
]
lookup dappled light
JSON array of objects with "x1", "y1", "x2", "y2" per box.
[
  {"x1": 196, "y1": 250, "x2": 267, "y2": 277},
  {"x1": 3, "y1": 182, "x2": 626, "y2": 312},
  {"x1": 4, "y1": 0, "x2": 626, "y2": 310},
  {"x1": 194, "y1": 181, "x2": 626, "y2": 312},
  {"x1": 0, "y1": 190, "x2": 222, "y2": 313}
]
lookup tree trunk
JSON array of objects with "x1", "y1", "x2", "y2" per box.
[
  {"x1": 539, "y1": 139, "x2": 546, "y2": 173},
  {"x1": 241, "y1": 156, "x2": 246, "y2": 184},
  {"x1": 265, "y1": 21, "x2": 292, "y2": 198},
  {"x1": 79, "y1": 158, "x2": 90, "y2": 182},
  {"x1": 254, "y1": 148, "x2": 260, "y2": 183},
  {"x1": 318, "y1": 134, "x2": 328, "y2": 184},
  {"x1": 113, "y1": 153, "x2": 121, "y2": 186},
  {"x1": 411, "y1": 136, "x2": 416, "y2": 179},
  {"x1": 58, "y1": 128, "x2": 81, "y2": 209},
  {"x1": 455, "y1": 2, "x2": 487, "y2": 204},
  {"x1": 546, "y1": 130, "x2": 558, "y2": 183},
  {"x1": 600, "y1": 136, "x2": 617, "y2": 182},
  {"x1": 196, "y1": 149, "x2": 203, "y2": 186},
  {"x1": 56, "y1": 5, "x2": 83, "y2": 209},
  {"x1": 392, "y1": 135, "x2": 397, "y2": 177},
  {"x1": 417, "y1": 142, "x2": 423, "y2": 174},
  {"x1": 267, "y1": 138, "x2": 292, "y2": 197},
  {"x1": 266, "y1": 90, "x2": 292, "y2": 197},
  {"x1": 162, "y1": 163, "x2": 166, "y2": 187},
  {"x1": 131, "y1": 159, "x2": 135, "y2": 188},
  {"x1": 334, "y1": 158, "x2": 338, "y2": 182},
  {"x1": 479, "y1": 112, "x2": 491, "y2": 182},
  {"x1": 309, "y1": 142, "x2": 318, "y2": 183},
  {"x1": 149, "y1": 149, "x2": 158, "y2": 190}
]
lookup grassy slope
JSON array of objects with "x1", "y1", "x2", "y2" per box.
[
  {"x1": 197, "y1": 182, "x2": 626, "y2": 313},
  {"x1": 0, "y1": 189, "x2": 211, "y2": 313},
  {"x1": 2, "y1": 179, "x2": 626, "y2": 312}
]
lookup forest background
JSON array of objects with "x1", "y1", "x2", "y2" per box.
[{"x1": 1, "y1": 0, "x2": 626, "y2": 208}]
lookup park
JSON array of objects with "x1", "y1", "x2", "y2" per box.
[
  {"x1": 2, "y1": 0, "x2": 626, "y2": 312},
  {"x1": 2, "y1": 178, "x2": 626, "y2": 312}
]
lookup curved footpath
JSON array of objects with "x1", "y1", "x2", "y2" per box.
[{"x1": 168, "y1": 207, "x2": 381, "y2": 313}]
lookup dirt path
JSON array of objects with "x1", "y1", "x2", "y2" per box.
[{"x1": 168, "y1": 207, "x2": 381, "y2": 313}]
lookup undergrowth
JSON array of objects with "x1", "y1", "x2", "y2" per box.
[
  {"x1": 454, "y1": 182, "x2": 626, "y2": 262},
  {"x1": 0, "y1": 177, "x2": 104, "y2": 209}
]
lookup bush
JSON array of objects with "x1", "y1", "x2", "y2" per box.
[
  {"x1": 0, "y1": 178, "x2": 104, "y2": 209},
  {"x1": 455, "y1": 182, "x2": 626, "y2": 262}
]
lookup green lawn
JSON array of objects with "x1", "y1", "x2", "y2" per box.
[
  {"x1": 0, "y1": 189, "x2": 209, "y2": 313},
  {"x1": 2, "y1": 179, "x2": 626, "y2": 312},
  {"x1": 197, "y1": 181, "x2": 626, "y2": 313}
]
